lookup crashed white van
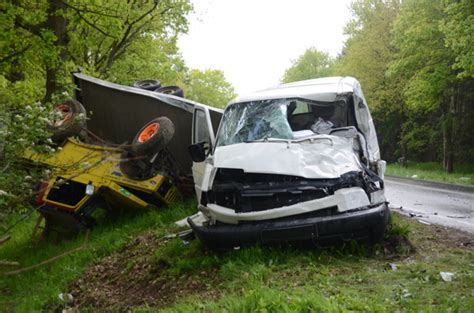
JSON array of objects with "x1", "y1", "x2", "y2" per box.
[{"x1": 188, "y1": 77, "x2": 389, "y2": 250}]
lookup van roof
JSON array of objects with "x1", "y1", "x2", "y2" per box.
[{"x1": 229, "y1": 76, "x2": 360, "y2": 105}]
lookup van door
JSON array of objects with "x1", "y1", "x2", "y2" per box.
[{"x1": 191, "y1": 106, "x2": 216, "y2": 202}]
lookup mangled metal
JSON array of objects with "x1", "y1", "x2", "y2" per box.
[{"x1": 188, "y1": 76, "x2": 390, "y2": 249}]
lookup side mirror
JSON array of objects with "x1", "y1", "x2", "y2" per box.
[{"x1": 188, "y1": 142, "x2": 207, "y2": 162}]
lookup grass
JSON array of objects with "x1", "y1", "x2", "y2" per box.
[
  {"x1": 136, "y1": 215, "x2": 474, "y2": 312},
  {"x1": 0, "y1": 200, "x2": 197, "y2": 312},
  {"x1": 386, "y1": 162, "x2": 474, "y2": 186},
  {"x1": 1, "y1": 204, "x2": 473, "y2": 312}
]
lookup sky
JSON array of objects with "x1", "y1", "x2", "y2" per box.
[{"x1": 178, "y1": 0, "x2": 354, "y2": 96}]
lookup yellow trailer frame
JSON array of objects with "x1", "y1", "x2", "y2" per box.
[{"x1": 25, "y1": 138, "x2": 177, "y2": 218}]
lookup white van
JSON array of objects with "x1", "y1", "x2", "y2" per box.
[{"x1": 188, "y1": 77, "x2": 389, "y2": 250}]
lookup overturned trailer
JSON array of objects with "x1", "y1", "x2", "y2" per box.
[
  {"x1": 26, "y1": 74, "x2": 224, "y2": 234},
  {"x1": 187, "y1": 77, "x2": 390, "y2": 250},
  {"x1": 73, "y1": 73, "x2": 223, "y2": 177}
]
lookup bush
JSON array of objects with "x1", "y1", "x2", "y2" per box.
[{"x1": 0, "y1": 76, "x2": 68, "y2": 220}]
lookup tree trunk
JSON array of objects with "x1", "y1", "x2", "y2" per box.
[
  {"x1": 43, "y1": 0, "x2": 69, "y2": 103},
  {"x1": 443, "y1": 93, "x2": 456, "y2": 173},
  {"x1": 442, "y1": 123, "x2": 448, "y2": 170}
]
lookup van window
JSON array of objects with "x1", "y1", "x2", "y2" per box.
[
  {"x1": 292, "y1": 101, "x2": 310, "y2": 114},
  {"x1": 194, "y1": 109, "x2": 210, "y2": 144}
]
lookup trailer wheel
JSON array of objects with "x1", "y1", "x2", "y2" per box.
[
  {"x1": 49, "y1": 99, "x2": 86, "y2": 143},
  {"x1": 133, "y1": 79, "x2": 161, "y2": 91},
  {"x1": 155, "y1": 86, "x2": 184, "y2": 98},
  {"x1": 131, "y1": 117, "x2": 175, "y2": 156}
]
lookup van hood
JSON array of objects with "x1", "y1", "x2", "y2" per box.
[{"x1": 213, "y1": 137, "x2": 362, "y2": 179}]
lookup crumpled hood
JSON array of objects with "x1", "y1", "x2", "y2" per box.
[{"x1": 213, "y1": 136, "x2": 362, "y2": 179}]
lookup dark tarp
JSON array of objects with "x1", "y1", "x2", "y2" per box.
[{"x1": 73, "y1": 73, "x2": 223, "y2": 175}]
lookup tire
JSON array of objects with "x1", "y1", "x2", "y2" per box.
[
  {"x1": 133, "y1": 79, "x2": 161, "y2": 91},
  {"x1": 49, "y1": 99, "x2": 86, "y2": 143},
  {"x1": 155, "y1": 86, "x2": 184, "y2": 98},
  {"x1": 131, "y1": 117, "x2": 175, "y2": 156}
]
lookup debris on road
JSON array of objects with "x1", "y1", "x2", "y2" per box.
[{"x1": 417, "y1": 220, "x2": 431, "y2": 226}]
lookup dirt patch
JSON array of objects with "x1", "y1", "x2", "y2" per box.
[
  {"x1": 68, "y1": 233, "x2": 221, "y2": 312},
  {"x1": 392, "y1": 209, "x2": 474, "y2": 249},
  {"x1": 399, "y1": 215, "x2": 474, "y2": 251},
  {"x1": 419, "y1": 223, "x2": 474, "y2": 248}
]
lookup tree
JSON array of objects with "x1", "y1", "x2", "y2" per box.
[
  {"x1": 184, "y1": 69, "x2": 236, "y2": 108},
  {"x1": 388, "y1": 0, "x2": 471, "y2": 172},
  {"x1": 334, "y1": 0, "x2": 404, "y2": 161},
  {"x1": 282, "y1": 48, "x2": 335, "y2": 83},
  {"x1": 440, "y1": 0, "x2": 474, "y2": 79},
  {"x1": 66, "y1": 0, "x2": 191, "y2": 81},
  {"x1": 1, "y1": 0, "x2": 192, "y2": 101}
]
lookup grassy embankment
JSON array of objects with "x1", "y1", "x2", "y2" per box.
[
  {"x1": 0, "y1": 201, "x2": 196, "y2": 312},
  {"x1": 386, "y1": 162, "x2": 474, "y2": 186},
  {"x1": 1, "y1": 201, "x2": 473, "y2": 312}
]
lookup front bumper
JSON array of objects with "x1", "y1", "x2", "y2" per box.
[{"x1": 189, "y1": 203, "x2": 390, "y2": 250}]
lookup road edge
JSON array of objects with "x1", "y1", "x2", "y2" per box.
[{"x1": 385, "y1": 175, "x2": 474, "y2": 194}]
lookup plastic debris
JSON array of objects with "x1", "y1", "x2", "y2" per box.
[
  {"x1": 162, "y1": 229, "x2": 194, "y2": 241},
  {"x1": 58, "y1": 293, "x2": 74, "y2": 303},
  {"x1": 440, "y1": 272, "x2": 454, "y2": 282},
  {"x1": 418, "y1": 220, "x2": 431, "y2": 225}
]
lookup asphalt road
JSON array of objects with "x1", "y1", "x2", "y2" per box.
[{"x1": 385, "y1": 176, "x2": 474, "y2": 234}]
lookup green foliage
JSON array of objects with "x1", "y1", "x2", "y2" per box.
[
  {"x1": 0, "y1": 76, "x2": 65, "y2": 214},
  {"x1": 282, "y1": 48, "x2": 335, "y2": 83},
  {"x1": 164, "y1": 286, "x2": 350, "y2": 313},
  {"x1": 440, "y1": 0, "x2": 474, "y2": 78},
  {"x1": 334, "y1": 0, "x2": 404, "y2": 162},
  {"x1": 336, "y1": 0, "x2": 402, "y2": 111},
  {"x1": 1, "y1": 1, "x2": 56, "y2": 84},
  {"x1": 389, "y1": 0, "x2": 452, "y2": 112},
  {"x1": 387, "y1": 213, "x2": 411, "y2": 238},
  {"x1": 105, "y1": 36, "x2": 187, "y2": 87},
  {"x1": 184, "y1": 69, "x2": 236, "y2": 108},
  {"x1": 288, "y1": 0, "x2": 474, "y2": 168},
  {"x1": 386, "y1": 162, "x2": 474, "y2": 186},
  {"x1": 66, "y1": 0, "x2": 192, "y2": 79},
  {"x1": 387, "y1": 0, "x2": 473, "y2": 170}
]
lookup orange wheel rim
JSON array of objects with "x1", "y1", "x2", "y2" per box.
[
  {"x1": 53, "y1": 104, "x2": 73, "y2": 127},
  {"x1": 138, "y1": 122, "x2": 160, "y2": 143}
]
